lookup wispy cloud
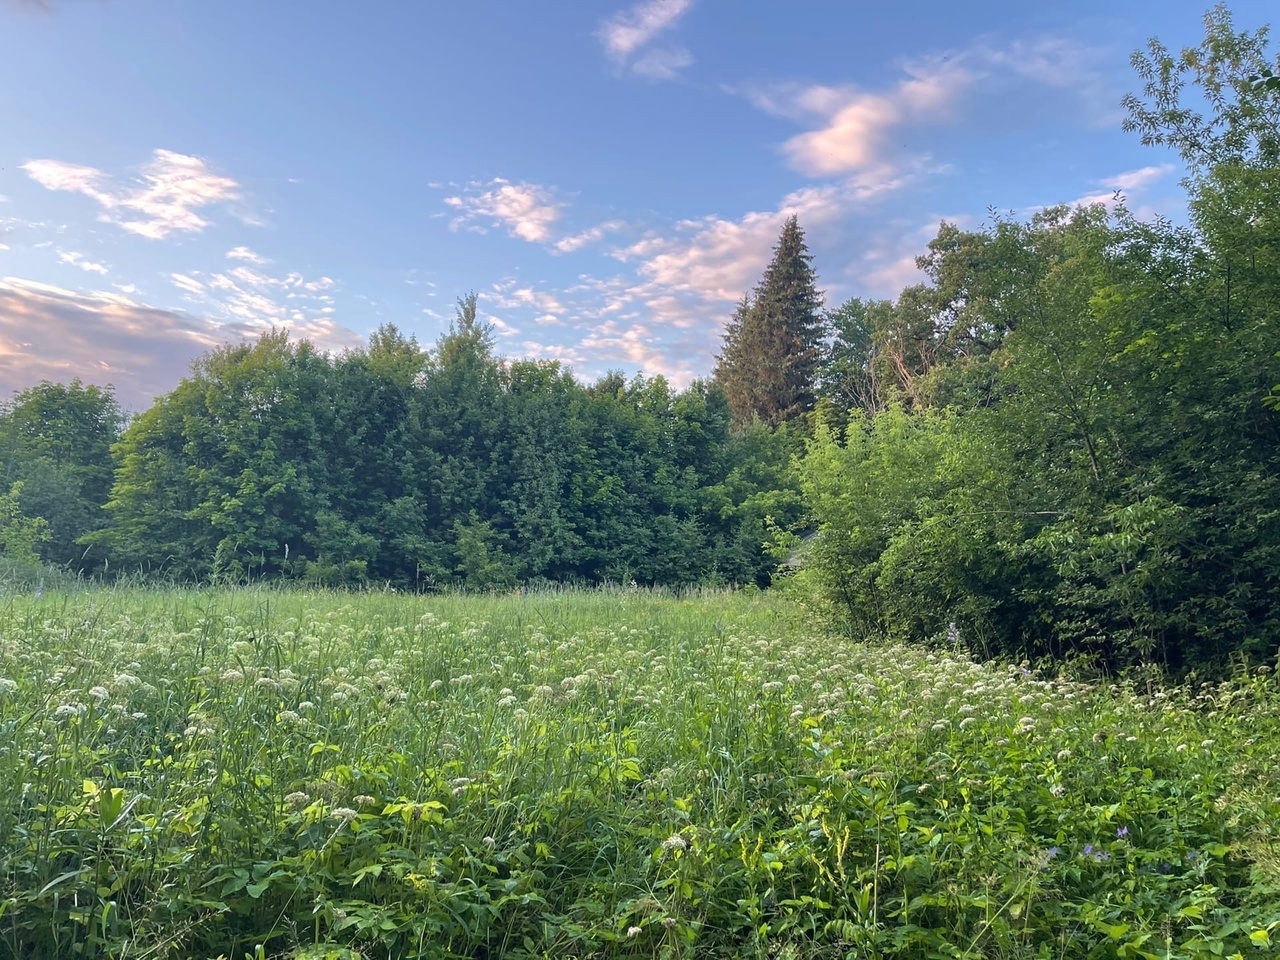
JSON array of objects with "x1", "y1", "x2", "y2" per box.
[
  {"x1": 598, "y1": 0, "x2": 694, "y2": 79},
  {"x1": 22, "y1": 149, "x2": 242, "y2": 240},
  {"x1": 1068, "y1": 164, "x2": 1175, "y2": 210},
  {"x1": 554, "y1": 220, "x2": 625, "y2": 254},
  {"x1": 630, "y1": 46, "x2": 693, "y2": 81},
  {"x1": 57, "y1": 250, "x2": 109, "y2": 275},
  {"x1": 444, "y1": 178, "x2": 563, "y2": 243},
  {"x1": 169, "y1": 273, "x2": 206, "y2": 295},
  {"x1": 226, "y1": 245, "x2": 269, "y2": 264},
  {"x1": 166, "y1": 260, "x2": 340, "y2": 331},
  {"x1": 487, "y1": 281, "x2": 565, "y2": 316}
]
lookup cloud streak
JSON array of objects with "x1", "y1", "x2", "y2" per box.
[
  {"x1": 58, "y1": 250, "x2": 110, "y2": 275},
  {"x1": 1068, "y1": 164, "x2": 1176, "y2": 210},
  {"x1": 598, "y1": 0, "x2": 693, "y2": 79},
  {"x1": 22, "y1": 149, "x2": 242, "y2": 239}
]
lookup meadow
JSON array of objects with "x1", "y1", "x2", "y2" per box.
[{"x1": 1, "y1": 587, "x2": 1278, "y2": 959}]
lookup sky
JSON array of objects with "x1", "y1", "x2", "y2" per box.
[{"x1": 0, "y1": 0, "x2": 1273, "y2": 411}]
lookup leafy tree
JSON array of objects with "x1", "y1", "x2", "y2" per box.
[
  {"x1": 0, "y1": 380, "x2": 123, "y2": 570},
  {"x1": 0, "y1": 482, "x2": 49, "y2": 569},
  {"x1": 715, "y1": 216, "x2": 825, "y2": 427},
  {"x1": 818, "y1": 298, "x2": 889, "y2": 423}
]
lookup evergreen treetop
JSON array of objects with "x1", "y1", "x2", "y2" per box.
[{"x1": 715, "y1": 215, "x2": 825, "y2": 427}]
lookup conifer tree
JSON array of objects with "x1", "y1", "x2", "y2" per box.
[{"x1": 714, "y1": 216, "x2": 825, "y2": 427}]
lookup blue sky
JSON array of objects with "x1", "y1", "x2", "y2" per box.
[{"x1": 0, "y1": 0, "x2": 1272, "y2": 410}]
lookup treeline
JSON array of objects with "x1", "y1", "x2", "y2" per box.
[
  {"x1": 0, "y1": 303, "x2": 802, "y2": 589},
  {"x1": 789, "y1": 8, "x2": 1280, "y2": 673}
]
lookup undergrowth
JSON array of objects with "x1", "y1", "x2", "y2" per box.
[{"x1": 1, "y1": 587, "x2": 1278, "y2": 958}]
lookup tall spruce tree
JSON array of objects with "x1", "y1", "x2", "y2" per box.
[{"x1": 715, "y1": 216, "x2": 825, "y2": 427}]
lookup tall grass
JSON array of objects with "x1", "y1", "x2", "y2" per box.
[{"x1": 1, "y1": 586, "x2": 1278, "y2": 958}]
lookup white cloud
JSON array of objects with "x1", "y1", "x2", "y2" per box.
[
  {"x1": 599, "y1": 0, "x2": 690, "y2": 57},
  {"x1": 22, "y1": 149, "x2": 241, "y2": 240},
  {"x1": 488, "y1": 315, "x2": 520, "y2": 337},
  {"x1": 598, "y1": 0, "x2": 693, "y2": 79},
  {"x1": 1069, "y1": 164, "x2": 1176, "y2": 209},
  {"x1": 170, "y1": 273, "x2": 206, "y2": 295},
  {"x1": 444, "y1": 178, "x2": 563, "y2": 243},
  {"x1": 490, "y1": 284, "x2": 565, "y2": 314},
  {"x1": 227, "y1": 245, "x2": 268, "y2": 264},
  {"x1": 57, "y1": 250, "x2": 109, "y2": 275},
  {"x1": 744, "y1": 59, "x2": 970, "y2": 179},
  {"x1": 554, "y1": 220, "x2": 625, "y2": 253}
]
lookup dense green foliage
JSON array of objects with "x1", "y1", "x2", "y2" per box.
[
  {"x1": 2, "y1": 588, "x2": 1279, "y2": 959},
  {"x1": 792, "y1": 9, "x2": 1280, "y2": 675},
  {"x1": 76, "y1": 300, "x2": 801, "y2": 589},
  {"x1": 0, "y1": 380, "x2": 123, "y2": 574}
]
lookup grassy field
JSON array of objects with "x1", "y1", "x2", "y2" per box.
[{"x1": 1, "y1": 587, "x2": 1278, "y2": 959}]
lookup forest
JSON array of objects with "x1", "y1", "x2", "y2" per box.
[{"x1": 3, "y1": 8, "x2": 1278, "y2": 677}]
